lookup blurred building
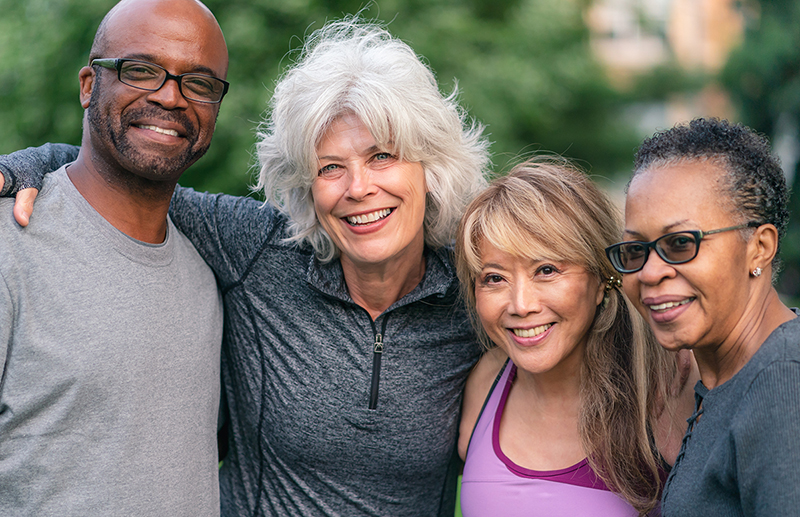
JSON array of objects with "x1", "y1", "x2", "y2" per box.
[{"x1": 586, "y1": 0, "x2": 746, "y2": 130}]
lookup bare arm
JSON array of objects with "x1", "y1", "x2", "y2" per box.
[{"x1": 458, "y1": 347, "x2": 508, "y2": 461}]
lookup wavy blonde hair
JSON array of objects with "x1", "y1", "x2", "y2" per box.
[
  {"x1": 455, "y1": 157, "x2": 674, "y2": 515},
  {"x1": 256, "y1": 18, "x2": 490, "y2": 261}
]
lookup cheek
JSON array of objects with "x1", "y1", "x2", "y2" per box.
[{"x1": 475, "y1": 291, "x2": 502, "y2": 334}]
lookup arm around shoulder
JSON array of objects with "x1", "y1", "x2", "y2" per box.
[{"x1": 458, "y1": 347, "x2": 508, "y2": 461}]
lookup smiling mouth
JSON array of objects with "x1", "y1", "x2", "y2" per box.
[
  {"x1": 512, "y1": 323, "x2": 553, "y2": 338},
  {"x1": 135, "y1": 124, "x2": 180, "y2": 137},
  {"x1": 345, "y1": 208, "x2": 393, "y2": 226},
  {"x1": 648, "y1": 298, "x2": 694, "y2": 312}
]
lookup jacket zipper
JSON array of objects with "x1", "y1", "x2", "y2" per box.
[{"x1": 368, "y1": 315, "x2": 390, "y2": 410}]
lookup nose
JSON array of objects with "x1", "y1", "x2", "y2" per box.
[
  {"x1": 145, "y1": 77, "x2": 189, "y2": 110},
  {"x1": 346, "y1": 164, "x2": 376, "y2": 200},
  {"x1": 636, "y1": 247, "x2": 676, "y2": 285},
  {"x1": 508, "y1": 279, "x2": 541, "y2": 317}
]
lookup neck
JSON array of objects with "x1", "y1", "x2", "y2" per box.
[
  {"x1": 694, "y1": 287, "x2": 795, "y2": 389},
  {"x1": 513, "y1": 356, "x2": 583, "y2": 408},
  {"x1": 341, "y1": 245, "x2": 427, "y2": 321},
  {"x1": 67, "y1": 150, "x2": 176, "y2": 244}
]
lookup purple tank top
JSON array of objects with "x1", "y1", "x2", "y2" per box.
[{"x1": 460, "y1": 360, "x2": 639, "y2": 517}]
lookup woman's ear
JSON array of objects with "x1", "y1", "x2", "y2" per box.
[{"x1": 748, "y1": 223, "x2": 779, "y2": 275}]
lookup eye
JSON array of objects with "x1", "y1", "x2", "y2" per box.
[
  {"x1": 370, "y1": 152, "x2": 396, "y2": 168},
  {"x1": 536, "y1": 264, "x2": 560, "y2": 276},
  {"x1": 182, "y1": 75, "x2": 216, "y2": 95},
  {"x1": 120, "y1": 62, "x2": 161, "y2": 80},
  {"x1": 480, "y1": 273, "x2": 505, "y2": 285},
  {"x1": 317, "y1": 163, "x2": 341, "y2": 176},
  {"x1": 663, "y1": 233, "x2": 694, "y2": 252},
  {"x1": 622, "y1": 243, "x2": 646, "y2": 259}
]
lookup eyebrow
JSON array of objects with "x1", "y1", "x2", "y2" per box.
[
  {"x1": 317, "y1": 145, "x2": 385, "y2": 162},
  {"x1": 122, "y1": 53, "x2": 221, "y2": 78},
  {"x1": 623, "y1": 219, "x2": 692, "y2": 239}
]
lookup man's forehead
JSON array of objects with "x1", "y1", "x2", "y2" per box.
[
  {"x1": 99, "y1": 0, "x2": 227, "y2": 75},
  {"x1": 102, "y1": 0, "x2": 228, "y2": 77}
]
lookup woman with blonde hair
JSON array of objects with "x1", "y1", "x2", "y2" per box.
[{"x1": 455, "y1": 158, "x2": 695, "y2": 516}]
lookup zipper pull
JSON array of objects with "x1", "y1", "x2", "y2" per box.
[{"x1": 374, "y1": 333, "x2": 384, "y2": 354}]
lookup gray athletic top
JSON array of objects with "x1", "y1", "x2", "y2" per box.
[
  {"x1": 662, "y1": 313, "x2": 800, "y2": 516},
  {"x1": 0, "y1": 144, "x2": 482, "y2": 516},
  {"x1": 0, "y1": 167, "x2": 224, "y2": 516},
  {"x1": 170, "y1": 187, "x2": 481, "y2": 517}
]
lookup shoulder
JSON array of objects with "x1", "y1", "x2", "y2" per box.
[{"x1": 458, "y1": 347, "x2": 508, "y2": 460}]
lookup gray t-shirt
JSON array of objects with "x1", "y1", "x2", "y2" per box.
[
  {"x1": 662, "y1": 313, "x2": 800, "y2": 516},
  {"x1": 0, "y1": 167, "x2": 223, "y2": 516}
]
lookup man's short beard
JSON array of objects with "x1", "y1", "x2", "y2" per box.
[{"x1": 86, "y1": 76, "x2": 210, "y2": 180}]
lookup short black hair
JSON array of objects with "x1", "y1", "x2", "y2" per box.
[{"x1": 632, "y1": 117, "x2": 789, "y2": 272}]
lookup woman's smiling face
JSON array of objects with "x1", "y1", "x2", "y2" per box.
[
  {"x1": 622, "y1": 159, "x2": 752, "y2": 353},
  {"x1": 311, "y1": 113, "x2": 428, "y2": 270},
  {"x1": 475, "y1": 242, "x2": 604, "y2": 377}
]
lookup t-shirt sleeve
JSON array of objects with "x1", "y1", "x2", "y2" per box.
[
  {"x1": 734, "y1": 359, "x2": 800, "y2": 515},
  {"x1": 169, "y1": 186, "x2": 281, "y2": 287}
]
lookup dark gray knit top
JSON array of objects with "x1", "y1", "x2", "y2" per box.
[{"x1": 662, "y1": 313, "x2": 800, "y2": 516}]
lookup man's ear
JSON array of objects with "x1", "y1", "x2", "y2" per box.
[{"x1": 79, "y1": 66, "x2": 95, "y2": 109}]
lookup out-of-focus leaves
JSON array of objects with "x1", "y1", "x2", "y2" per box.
[
  {"x1": 723, "y1": 0, "x2": 800, "y2": 300},
  {"x1": 0, "y1": 0, "x2": 642, "y2": 196}
]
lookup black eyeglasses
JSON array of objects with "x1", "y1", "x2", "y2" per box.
[
  {"x1": 91, "y1": 58, "x2": 229, "y2": 104},
  {"x1": 605, "y1": 222, "x2": 761, "y2": 274}
]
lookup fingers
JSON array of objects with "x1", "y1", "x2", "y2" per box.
[{"x1": 13, "y1": 188, "x2": 39, "y2": 227}]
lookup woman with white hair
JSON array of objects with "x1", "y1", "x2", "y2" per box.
[{"x1": 0, "y1": 19, "x2": 490, "y2": 517}]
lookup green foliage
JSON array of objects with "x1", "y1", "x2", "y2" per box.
[
  {"x1": 0, "y1": 0, "x2": 641, "y2": 197},
  {"x1": 722, "y1": 0, "x2": 800, "y2": 298}
]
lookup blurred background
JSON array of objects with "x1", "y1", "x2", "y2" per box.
[{"x1": 1, "y1": 0, "x2": 798, "y2": 301}]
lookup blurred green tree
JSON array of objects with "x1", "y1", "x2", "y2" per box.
[
  {"x1": 0, "y1": 0, "x2": 640, "y2": 198},
  {"x1": 722, "y1": 0, "x2": 800, "y2": 299}
]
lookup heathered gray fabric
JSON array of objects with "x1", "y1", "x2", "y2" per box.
[
  {"x1": 0, "y1": 143, "x2": 74, "y2": 196},
  {"x1": 662, "y1": 314, "x2": 800, "y2": 516},
  {"x1": 170, "y1": 186, "x2": 482, "y2": 517},
  {"x1": 0, "y1": 167, "x2": 224, "y2": 516}
]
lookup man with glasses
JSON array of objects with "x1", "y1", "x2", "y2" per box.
[{"x1": 0, "y1": 0, "x2": 226, "y2": 514}]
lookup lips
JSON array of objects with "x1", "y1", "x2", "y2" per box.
[
  {"x1": 345, "y1": 208, "x2": 393, "y2": 226},
  {"x1": 512, "y1": 323, "x2": 553, "y2": 338},
  {"x1": 642, "y1": 296, "x2": 695, "y2": 324},
  {"x1": 134, "y1": 124, "x2": 180, "y2": 137},
  {"x1": 648, "y1": 298, "x2": 693, "y2": 312},
  {"x1": 121, "y1": 106, "x2": 195, "y2": 141}
]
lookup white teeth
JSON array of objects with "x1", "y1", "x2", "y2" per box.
[
  {"x1": 346, "y1": 208, "x2": 392, "y2": 225},
  {"x1": 649, "y1": 299, "x2": 692, "y2": 311},
  {"x1": 513, "y1": 324, "x2": 552, "y2": 338},
  {"x1": 138, "y1": 124, "x2": 179, "y2": 137}
]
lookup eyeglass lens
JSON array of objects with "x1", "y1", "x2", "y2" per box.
[
  {"x1": 118, "y1": 61, "x2": 225, "y2": 102},
  {"x1": 615, "y1": 232, "x2": 698, "y2": 272}
]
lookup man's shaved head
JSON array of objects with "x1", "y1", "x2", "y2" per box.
[{"x1": 89, "y1": 0, "x2": 227, "y2": 75}]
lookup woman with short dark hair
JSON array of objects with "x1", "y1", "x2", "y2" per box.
[{"x1": 607, "y1": 117, "x2": 800, "y2": 515}]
